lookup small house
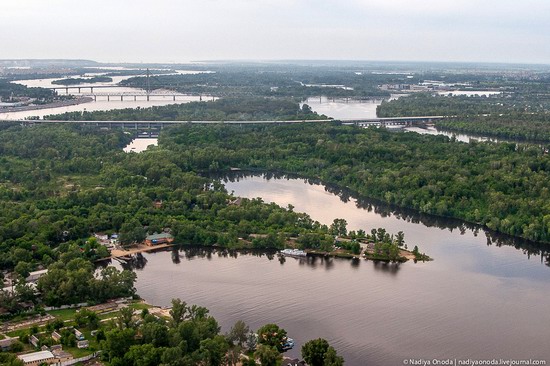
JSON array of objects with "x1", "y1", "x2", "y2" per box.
[
  {"x1": 29, "y1": 334, "x2": 39, "y2": 348},
  {"x1": 51, "y1": 331, "x2": 62, "y2": 342},
  {"x1": 77, "y1": 340, "x2": 89, "y2": 349},
  {"x1": 145, "y1": 232, "x2": 174, "y2": 246},
  {"x1": 74, "y1": 329, "x2": 85, "y2": 341}
]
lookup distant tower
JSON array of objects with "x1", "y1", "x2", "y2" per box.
[{"x1": 146, "y1": 68, "x2": 150, "y2": 101}]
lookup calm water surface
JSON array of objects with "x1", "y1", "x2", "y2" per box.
[
  {"x1": 0, "y1": 70, "x2": 212, "y2": 120},
  {"x1": 131, "y1": 175, "x2": 550, "y2": 366}
]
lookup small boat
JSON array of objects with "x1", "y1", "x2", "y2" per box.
[
  {"x1": 282, "y1": 337, "x2": 295, "y2": 351},
  {"x1": 280, "y1": 249, "x2": 307, "y2": 257}
]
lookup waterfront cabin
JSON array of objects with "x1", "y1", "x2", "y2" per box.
[{"x1": 145, "y1": 232, "x2": 174, "y2": 246}]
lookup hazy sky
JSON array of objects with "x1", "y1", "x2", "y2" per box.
[{"x1": 2, "y1": 0, "x2": 550, "y2": 64}]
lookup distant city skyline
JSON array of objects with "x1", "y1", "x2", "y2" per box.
[{"x1": 2, "y1": 0, "x2": 550, "y2": 65}]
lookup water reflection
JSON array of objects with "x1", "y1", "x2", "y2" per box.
[
  {"x1": 218, "y1": 171, "x2": 550, "y2": 266},
  {"x1": 114, "y1": 245, "x2": 383, "y2": 273}
]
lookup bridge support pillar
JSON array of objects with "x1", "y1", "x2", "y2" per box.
[
  {"x1": 90, "y1": 87, "x2": 94, "y2": 93},
  {"x1": 107, "y1": 96, "x2": 110, "y2": 101},
  {"x1": 173, "y1": 95, "x2": 176, "y2": 101},
  {"x1": 134, "y1": 96, "x2": 136, "y2": 101},
  {"x1": 200, "y1": 95, "x2": 202, "y2": 101},
  {"x1": 65, "y1": 88, "x2": 69, "y2": 94},
  {"x1": 121, "y1": 95, "x2": 123, "y2": 101},
  {"x1": 78, "y1": 87, "x2": 81, "y2": 93},
  {"x1": 93, "y1": 95, "x2": 97, "y2": 101},
  {"x1": 147, "y1": 95, "x2": 150, "y2": 101}
]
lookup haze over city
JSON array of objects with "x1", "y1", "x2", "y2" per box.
[{"x1": 2, "y1": 0, "x2": 550, "y2": 64}]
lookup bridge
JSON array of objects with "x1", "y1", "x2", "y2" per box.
[
  {"x1": 340, "y1": 116, "x2": 445, "y2": 127},
  {"x1": 6, "y1": 116, "x2": 446, "y2": 138},
  {"x1": 79, "y1": 92, "x2": 212, "y2": 102},
  {"x1": 50, "y1": 85, "x2": 123, "y2": 93}
]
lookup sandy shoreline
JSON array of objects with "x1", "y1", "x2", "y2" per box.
[{"x1": 109, "y1": 243, "x2": 176, "y2": 258}]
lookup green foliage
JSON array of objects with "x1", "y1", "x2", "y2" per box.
[
  {"x1": 0, "y1": 80, "x2": 56, "y2": 102},
  {"x1": 119, "y1": 68, "x2": 391, "y2": 99},
  {"x1": 37, "y1": 258, "x2": 136, "y2": 307},
  {"x1": 254, "y1": 344, "x2": 282, "y2": 366},
  {"x1": 256, "y1": 323, "x2": 287, "y2": 353},
  {"x1": 227, "y1": 320, "x2": 250, "y2": 347},
  {"x1": 51, "y1": 76, "x2": 113, "y2": 85},
  {"x1": 0, "y1": 352, "x2": 25, "y2": 366},
  {"x1": 160, "y1": 123, "x2": 550, "y2": 243},
  {"x1": 302, "y1": 338, "x2": 344, "y2": 366},
  {"x1": 45, "y1": 97, "x2": 328, "y2": 122},
  {"x1": 378, "y1": 93, "x2": 550, "y2": 142}
]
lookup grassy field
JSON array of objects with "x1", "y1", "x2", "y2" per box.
[{"x1": 47, "y1": 308, "x2": 79, "y2": 322}]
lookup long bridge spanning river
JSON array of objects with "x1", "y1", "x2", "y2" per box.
[{"x1": 4, "y1": 116, "x2": 446, "y2": 137}]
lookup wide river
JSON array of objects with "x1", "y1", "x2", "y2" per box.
[{"x1": 126, "y1": 174, "x2": 550, "y2": 366}]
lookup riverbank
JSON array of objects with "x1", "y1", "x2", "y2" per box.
[
  {"x1": 0, "y1": 97, "x2": 92, "y2": 114},
  {"x1": 106, "y1": 243, "x2": 176, "y2": 260}
]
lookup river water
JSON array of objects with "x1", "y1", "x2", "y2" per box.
[
  {"x1": 0, "y1": 70, "x2": 212, "y2": 120},
  {"x1": 127, "y1": 174, "x2": 550, "y2": 366}
]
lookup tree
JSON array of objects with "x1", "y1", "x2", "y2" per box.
[
  {"x1": 169, "y1": 298, "x2": 188, "y2": 326},
  {"x1": 119, "y1": 220, "x2": 146, "y2": 246},
  {"x1": 123, "y1": 343, "x2": 162, "y2": 366},
  {"x1": 227, "y1": 320, "x2": 250, "y2": 347},
  {"x1": 395, "y1": 231, "x2": 405, "y2": 247},
  {"x1": 161, "y1": 347, "x2": 184, "y2": 366},
  {"x1": 14, "y1": 261, "x2": 32, "y2": 279},
  {"x1": 75, "y1": 308, "x2": 99, "y2": 329},
  {"x1": 117, "y1": 306, "x2": 135, "y2": 329},
  {"x1": 101, "y1": 327, "x2": 136, "y2": 361},
  {"x1": 302, "y1": 338, "x2": 330, "y2": 366},
  {"x1": 254, "y1": 345, "x2": 282, "y2": 366},
  {"x1": 256, "y1": 324, "x2": 287, "y2": 352},
  {"x1": 324, "y1": 346, "x2": 344, "y2": 366},
  {"x1": 329, "y1": 219, "x2": 348, "y2": 237},
  {"x1": 197, "y1": 335, "x2": 228, "y2": 366},
  {"x1": 246, "y1": 331, "x2": 258, "y2": 352},
  {"x1": 302, "y1": 338, "x2": 344, "y2": 366}
]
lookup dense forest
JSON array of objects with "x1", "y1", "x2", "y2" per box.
[
  {"x1": 377, "y1": 92, "x2": 550, "y2": 141},
  {"x1": 435, "y1": 113, "x2": 550, "y2": 142},
  {"x1": 44, "y1": 98, "x2": 328, "y2": 121},
  {"x1": 157, "y1": 123, "x2": 550, "y2": 243},
  {"x1": 0, "y1": 80, "x2": 57, "y2": 102}
]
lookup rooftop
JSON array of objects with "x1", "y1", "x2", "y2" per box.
[
  {"x1": 18, "y1": 350, "x2": 54, "y2": 363},
  {"x1": 146, "y1": 232, "x2": 173, "y2": 240}
]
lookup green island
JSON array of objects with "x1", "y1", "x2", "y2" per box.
[
  {"x1": 45, "y1": 97, "x2": 329, "y2": 121},
  {"x1": 0, "y1": 80, "x2": 59, "y2": 105},
  {"x1": 51, "y1": 76, "x2": 113, "y2": 86}
]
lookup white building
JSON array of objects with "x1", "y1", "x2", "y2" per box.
[{"x1": 18, "y1": 350, "x2": 55, "y2": 366}]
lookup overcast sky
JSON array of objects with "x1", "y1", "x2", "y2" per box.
[{"x1": 2, "y1": 0, "x2": 550, "y2": 64}]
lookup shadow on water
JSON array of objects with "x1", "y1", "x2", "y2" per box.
[
  {"x1": 114, "y1": 245, "x2": 384, "y2": 272},
  {"x1": 215, "y1": 171, "x2": 550, "y2": 266}
]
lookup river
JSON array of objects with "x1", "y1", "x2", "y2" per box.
[
  {"x1": 123, "y1": 174, "x2": 550, "y2": 366},
  {"x1": 0, "y1": 69, "x2": 213, "y2": 120},
  {"x1": 303, "y1": 96, "x2": 506, "y2": 143}
]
